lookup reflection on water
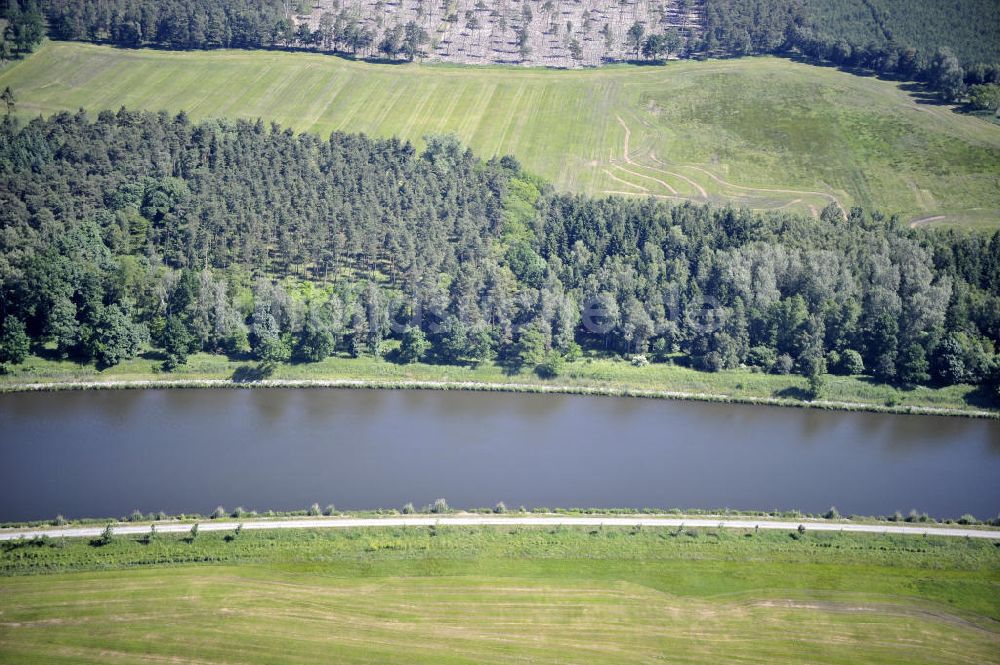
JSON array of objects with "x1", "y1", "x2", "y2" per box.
[{"x1": 0, "y1": 389, "x2": 997, "y2": 522}]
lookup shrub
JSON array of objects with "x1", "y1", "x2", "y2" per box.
[
  {"x1": 493, "y1": 501, "x2": 507, "y2": 514},
  {"x1": 402, "y1": 502, "x2": 416, "y2": 515},
  {"x1": 650, "y1": 337, "x2": 671, "y2": 362},
  {"x1": 630, "y1": 354, "x2": 649, "y2": 367},
  {"x1": 747, "y1": 345, "x2": 777, "y2": 371},
  {"x1": 431, "y1": 498, "x2": 450, "y2": 514},
  {"x1": 211, "y1": 506, "x2": 226, "y2": 519},
  {"x1": 189, "y1": 523, "x2": 199, "y2": 540},
  {"x1": 968, "y1": 83, "x2": 1000, "y2": 113},
  {"x1": 797, "y1": 524, "x2": 807, "y2": 534},
  {"x1": 696, "y1": 351, "x2": 724, "y2": 372},
  {"x1": 563, "y1": 341, "x2": 582, "y2": 362},
  {"x1": 52, "y1": 514, "x2": 67, "y2": 527},
  {"x1": 823, "y1": 506, "x2": 841, "y2": 519},
  {"x1": 398, "y1": 326, "x2": 430, "y2": 364},
  {"x1": 0, "y1": 316, "x2": 30, "y2": 368},
  {"x1": 772, "y1": 353, "x2": 794, "y2": 375},
  {"x1": 323, "y1": 504, "x2": 336, "y2": 516},
  {"x1": 535, "y1": 351, "x2": 565, "y2": 378},
  {"x1": 958, "y1": 514, "x2": 979, "y2": 525},
  {"x1": 307, "y1": 503, "x2": 321, "y2": 516},
  {"x1": 231, "y1": 506, "x2": 246, "y2": 518},
  {"x1": 807, "y1": 372, "x2": 825, "y2": 400},
  {"x1": 128, "y1": 510, "x2": 144, "y2": 522},
  {"x1": 98, "y1": 522, "x2": 115, "y2": 546},
  {"x1": 838, "y1": 349, "x2": 865, "y2": 375}
]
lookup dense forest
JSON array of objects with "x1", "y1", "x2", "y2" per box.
[
  {"x1": 42, "y1": 0, "x2": 290, "y2": 50},
  {"x1": 702, "y1": 0, "x2": 1000, "y2": 102},
  {"x1": 800, "y1": 0, "x2": 1000, "y2": 68},
  {"x1": 1, "y1": 110, "x2": 997, "y2": 399},
  {"x1": 0, "y1": 0, "x2": 45, "y2": 61}
]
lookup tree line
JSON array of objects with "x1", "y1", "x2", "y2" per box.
[
  {"x1": 1, "y1": 0, "x2": 45, "y2": 62},
  {"x1": 799, "y1": 0, "x2": 1000, "y2": 68},
  {"x1": 701, "y1": 0, "x2": 1000, "y2": 103},
  {"x1": 44, "y1": 0, "x2": 290, "y2": 50},
  {"x1": 42, "y1": 0, "x2": 430, "y2": 60},
  {"x1": 0, "y1": 110, "x2": 997, "y2": 400}
]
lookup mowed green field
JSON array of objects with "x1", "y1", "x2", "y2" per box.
[
  {"x1": 2, "y1": 41, "x2": 999, "y2": 227},
  {"x1": 1, "y1": 527, "x2": 999, "y2": 664}
]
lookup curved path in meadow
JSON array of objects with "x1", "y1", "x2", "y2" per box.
[
  {"x1": 2, "y1": 516, "x2": 998, "y2": 541},
  {"x1": 909, "y1": 215, "x2": 947, "y2": 228},
  {"x1": 609, "y1": 115, "x2": 848, "y2": 216}
]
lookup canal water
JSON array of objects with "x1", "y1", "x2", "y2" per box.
[{"x1": 1, "y1": 388, "x2": 997, "y2": 522}]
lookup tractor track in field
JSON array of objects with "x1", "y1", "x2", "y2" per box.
[
  {"x1": 612, "y1": 115, "x2": 848, "y2": 216},
  {"x1": 603, "y1": 169, "x2": 649, "y2": 192},
  {"x1": 649, "y1": 153, "x2": 709, "y2": 198},
  {"x1": 909, "y1": 215, "x2": 946, "y2": 228},
  {"x1": 609, "y1": 162, "x2": 679, "y2": 194}
]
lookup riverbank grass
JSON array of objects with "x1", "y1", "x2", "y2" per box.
[
  {"x1": 1, "y1": 348, "x2": 994, "y2": 416},
  {"x1": 1, "y1": 526, "x2": 998, "y2": 663}
]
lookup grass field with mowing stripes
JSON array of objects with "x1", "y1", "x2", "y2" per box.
[
  {"x1": 1, "y1": 41, "x2": 998, "y2": 228},
  {"x1": 1, "y1": 526, "x2": 998, "y2": 664}
]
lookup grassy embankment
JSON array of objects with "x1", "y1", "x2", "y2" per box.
[
  {"x1": 0, "y1": 345, "x2": 995, "y2": 416},
  {"x1": 1, "y1": 526, "x2": 998, "y2": 663},
  {"x1": 1, "y1": 41, "x2": 998, "y2": 228}
]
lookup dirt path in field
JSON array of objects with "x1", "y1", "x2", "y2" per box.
[
  {"x1": 603, "y1": 169, "x2": 648, "y2": 192},
  {"x1": 909, "y1": 215, "x2": 946, "y2": 228},
  {"x1": 602, "y1": 190, "x2": 685, "y2": 201},
  {"x1": 612, "y1": 115, "x2": 847, "y2": 216},
  {"x1": 3, "y1": 515, "x2": 998, "y2": 541},
  {"x1": 678, "y1": 164, "x2": 847, "y2": 217},
  {"x1": 649, "y1": 153, "x2": 709, "y2": 199},
  {"x1": 617, "y1": 114, "x2": 636, "y2": 164},
  {"x1": 610, "y1": 163, "x2": 679, "y2": 194},
  {"x1": 773, "y1": 198, "x2": 803, "y2": 210}
]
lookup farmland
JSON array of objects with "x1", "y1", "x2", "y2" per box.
[
  {"x1": 1, "y1": 526, "x2": 998, "y2": 664},
  {"x1": 2, "y1": 41, "x2": 998, "y2": 227}
]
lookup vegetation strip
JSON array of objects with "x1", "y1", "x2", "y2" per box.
[
  {"x1": 2, "y1": 377, "x2": 998, "y2": 419},
  {"x1": 3, "y1": 42, "x2": 998, "y2": 227},
  {"x1": 4, "y1": 516, "x2": 999, "y2": 541}
]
